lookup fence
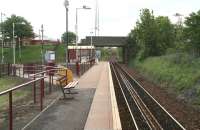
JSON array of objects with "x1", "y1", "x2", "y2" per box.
[
  {"x1": 0, "y1": 61, "x2": 95, "y2": 130},
  {"x1": 0, "y1": 64, "x2": 16, "y2": 78},
  {"x1": 0, "y1": 76, "x2": 46, "y2": 130}
]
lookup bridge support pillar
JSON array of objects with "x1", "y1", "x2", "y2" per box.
[{"x1": 122, "y1": 46, "x2": 128, "y2": 64}]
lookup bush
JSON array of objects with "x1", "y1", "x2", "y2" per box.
[{"x1": 131, "y1": 53, "x2": 200, "y2": 94}]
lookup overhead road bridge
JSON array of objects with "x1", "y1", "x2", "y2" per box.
[{"x1": 80, "y1": 36, "x2": 129, "y2": 63}]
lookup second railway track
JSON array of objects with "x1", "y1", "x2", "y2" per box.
[{"x1": 110, "y1": 62, "x2": 186, "y2": 130}]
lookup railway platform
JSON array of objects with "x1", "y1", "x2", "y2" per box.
[{"x1": 23, "y1": 62, "x2": 121, "y2": 130}]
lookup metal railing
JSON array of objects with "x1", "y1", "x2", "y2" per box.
[
  {"x1": 0, "y1": 65, "x2": 61, "y2": 130},
  {"x1": 0, "y1": 61, "x2": 95, "y2": 130},
  {"x1": 77, "y1": 59, "x2": 95, "y2": 76},
  {"x1": 0, "y1": 76, "x2": 45, "y2": 130}
]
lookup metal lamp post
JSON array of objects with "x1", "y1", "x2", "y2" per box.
[
  {"x1": 90, "y1": 31, "x2": 93, "y2": 60},
  {"x1": 12, "y1": 23, "x2": 15, "y2": 64},
  {"x1": 75, "y1": 5, "x2": 91, "y2": 62},
  {"x1": 18, "y1": 37, "x2": 21, "y2": 63},
  {"x1": 64, "y1": 0, "x2": 69, "y2": 67},
  {"x1": 1, "y1": 12, "x2": 5, "y2": 64},
  {"x1": 12, "y1": 22, "x2": 25, "y2": 64},
  {"x1": 40, "y1": 24, "x2": 44, "y2": 65}
]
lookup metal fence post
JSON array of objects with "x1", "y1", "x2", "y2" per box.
[
  {"x1": 9, "y1": 91, "x2": 13, "y2": 130},
  {"x1": 40, "y1": 79, "x2": 43, "y2": 111},
  {"x1": 42, "y1": 74, "x2": 45, "y2": 98},
  {"x1": 33, "y1": 68, "x2": 36, "y2": 103},
  {"x1": 0, "y1": 64, "x2": 1, "y2": 78},
  {"x1": 49, "y1": 75, "x2": 52, "y2": 93},
  {"x1": 8, "y1": 64, "x2": 10, "y2": 76}
]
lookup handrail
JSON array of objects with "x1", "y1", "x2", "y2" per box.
[
  {"x1": 0, "y1": 76, "x2": 45, "y2": 96},
  {"x1": 29, "y1": 68, "x2": 64, "y2": 78}
]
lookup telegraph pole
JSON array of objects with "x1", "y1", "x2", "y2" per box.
[
  {"x1": 174, "y1": 13, "x2": 183, "y2": 26},
  {"x1": 95, "y1": 0, "x2": 99, "y2": 36},
  {"x1": 41, "y1": 24, "x2": 44, "y2": 65}
]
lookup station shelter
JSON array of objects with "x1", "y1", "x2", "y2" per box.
[{"x1": 68, "y1": 46, "x2": 95, "y2": 63}]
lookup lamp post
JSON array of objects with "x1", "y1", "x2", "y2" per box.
[
  {"x1": 1, "y1": 12, "x2": 5, "y2": 64},
  {"x1": 12, "y1": 23, "x2": 15, "y2": 64},
  {"x1": 12, "y1": 22, "x2": 25, "y2": 64},
  {"x1": 90, "y1": 31, "x2": 93, "y2": 60},
  {"x1": 18, "y1": 37, "x2": 21, "y2": 63},
  {"x1": 75, "y1": 5, "x2": 91, "y2": 62},
  {"x1": 41, "y1": 24, "x2": 44, "y2": 65},
  {"x1": 64, "y1": 0, "x2": 69, "y2": 67}
]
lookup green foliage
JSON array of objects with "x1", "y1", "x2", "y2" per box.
[
  {"x1": 127, "y1": 9, "x2": 200, "y2": 105},
  {"x1": 61, "y1": 31, "x2": 76, "y2": 44},
  {"x1": 100, "y1": 48, "x2": 110, "y2": 60},
  {"x1": 127, "y1": 9, "x2": 176, "y2": 62},
  {"x1": 155, "y1": 16, "x2": 175, "y2": 52},
  {"x1": 100, "y1": 47, "x2": 121, "y2": 61},
  {"x1": 136, "y1": 9, "x2": 159, "y2": 59},
  {"x1": 1, "y1": 14, "x2": 34, "y2": 40},
  {"x1": 131, "y1": 54, "x2": 200, "y2": 95},
  {"x1": 174, "y1": 24, "x2": 184, "y2": 48},
  {"x1": 184, "y1": 10, "x2": 200, "y2": 54},
  {"x1": 127, "y1": 29, "x2": 139, "y2": 60}
]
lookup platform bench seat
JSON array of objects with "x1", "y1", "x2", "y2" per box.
[{"x1": 57, "y1": 76, "x2": 79, "y2": 98}]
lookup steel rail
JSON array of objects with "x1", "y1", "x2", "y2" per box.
[
  {"x1": 118, "y1": 68, "x2": 163, "y2": 130},
  {"x1": 110, "y1": 63, "x2": 139, "y2": 130},
  {"x1": 114, "y1": 62, "x2": 186, "y2": 130}
]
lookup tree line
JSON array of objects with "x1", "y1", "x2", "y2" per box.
[
  {"x1": 0, "y1": 14, "x2": 76, "y2": 45},
  {"x1": 127, "y1": 9, "x2": 200, "y2": 61}
]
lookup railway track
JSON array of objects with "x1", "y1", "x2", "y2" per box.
[{"x1": 110, "y1": 62, "x2": 186, "y2": 130}]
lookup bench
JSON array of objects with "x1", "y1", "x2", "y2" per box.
[{"x1": 57, "y1": 76, "x2": 79, "y2": 98}]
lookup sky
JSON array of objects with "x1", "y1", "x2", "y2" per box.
[{"x1": 0, "y1": 0, "x2": 199, "y2": 41}]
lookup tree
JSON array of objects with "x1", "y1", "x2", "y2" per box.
[
  {"x1": 135, "y1": 9, "x2": 158, "y2": 59},
  {"x1": 61, "y1": 31, "x2": 76, "y2": 44},
  {"x1": 155, "y1": 16, "x2": 175, "y2": 54},
  {"x1": 2, "y1": 14, "x2": 34, "y2": 41},
  {"x1": 127, "y1": 29, "x2": 139, "y2": 61},
  {"x1": 184, "y1": 10, "x2": 200, "y2": 50},
  {"x1": 128, "y1": 9, "x2": 176, "y2": 61}
]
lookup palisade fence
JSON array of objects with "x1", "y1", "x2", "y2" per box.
[{"x1": 0, "y1": 64, "x2": 15, "y2": 78}]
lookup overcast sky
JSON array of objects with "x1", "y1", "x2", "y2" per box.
[{"x1": 0, "y1": 0, "x2": 199, "y2": 40}]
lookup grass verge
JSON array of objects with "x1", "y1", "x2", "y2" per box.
[
  {"x1": 0, "y1": 44, "x2": 65, "y2": 64},
  {"x1": 0, "y1": 76, "x2": 30, "y2": 108},
  {"x1": 129, "y1": 53, "x2": 200, "y2": 105}
]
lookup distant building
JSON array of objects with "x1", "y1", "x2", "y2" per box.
[
  {"x1": 22, "y1": 38, "x2": 61, "y2": 46},
  {"x1": 68, "y1": 46, "x2": 95, "y2": 63}
]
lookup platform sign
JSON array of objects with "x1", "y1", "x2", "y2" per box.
[
  {"x1": 96, "y1": 50, "x2": 101, "y2": 60},
  {"x1": 45, "y1": 50, "x2": 55, "y2": 63}
]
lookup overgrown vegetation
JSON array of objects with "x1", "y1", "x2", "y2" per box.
[
  {"x1": 128, "y1": 9, "x2": 200, "y2": 105},
  {"x1": 100, "y1": 47, "x2": 122, "y2": 61}
]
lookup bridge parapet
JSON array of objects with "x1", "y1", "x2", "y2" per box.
[{"x1": 80, "y1": 36, "x2": 128, "y2": 47}]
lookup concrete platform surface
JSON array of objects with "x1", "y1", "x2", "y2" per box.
[
  {"x1": 23, "y1": 62, "x2": 110, "y2": 130},
  {"x1": 84, "y1": 62, "x2": 121, "y2": 130}
]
